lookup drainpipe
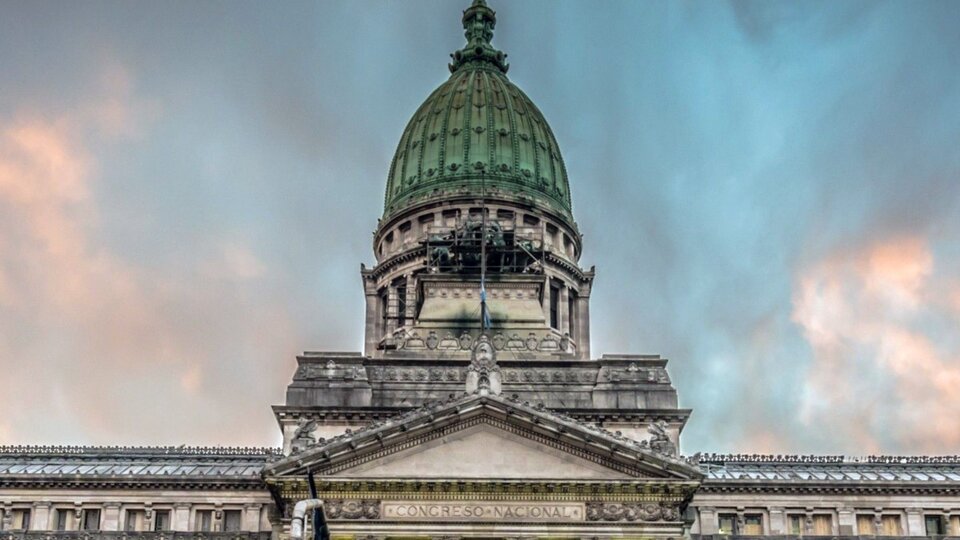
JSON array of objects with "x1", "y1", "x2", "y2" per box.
[{"x1": 289, "y1": 499, "x2": 324, "y2": 540}]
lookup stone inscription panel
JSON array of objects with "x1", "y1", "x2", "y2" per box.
[{"x1": 382, "y1": 501, "x2": 585, "y2": 522}]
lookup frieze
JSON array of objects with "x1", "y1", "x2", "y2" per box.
[
  {"x1": 393, "y1": 330, "x2": 576, "y2": 354},
  {"x1": 294, "y1": 361, "x2": 368, "y2": 381},
  {"x1": 368, "y1": 366, "x2": 465, "y2": 383},
  {"x1": 585, "y1": 501, "x2": 681, "y2": 522},
  {"x1": 597, "y1": 363, "x2": 670, "y2": 385},
  {"x1": 326, "y1": 499, "x2": 380, "y2": 520},
  {"x1": 381, "y1": 501, "x2": 584, "y2": 522}
]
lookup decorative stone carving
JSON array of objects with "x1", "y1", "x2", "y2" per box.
[
  {"x1": 466, "y1": 335, "x2": 501, "y2": 396},
  {"x1": 325, "y1": 500, "x2": 380, "y2": 520},
  {"x1": 647, "y1": 420, "x2": 677, "y2": 457},
  {"x1": 585, "y1": 502, "x2": 680, "y2": 522},
  {"x1": 291, "y1": 418, "x2": 318, "y2": 453}
]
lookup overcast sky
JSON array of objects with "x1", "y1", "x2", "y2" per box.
[{"x1": 1, "y1": 0, "x2": 958, "y2": 455}]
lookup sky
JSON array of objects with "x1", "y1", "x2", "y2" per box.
[{"x1": 0, "y1": 0, "x2": 958, "y2": 455}]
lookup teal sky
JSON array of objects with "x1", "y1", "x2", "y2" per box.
[{"x1": 1, "y1": 0, "x2": 958, "y2": 454}]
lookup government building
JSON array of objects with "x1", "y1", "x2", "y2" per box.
[{"x1": 2, "y1": 2, "x2": 959, "y2": 539}]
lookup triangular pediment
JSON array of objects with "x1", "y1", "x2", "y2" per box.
[
  {"x1": 341, "y1": 421, "x2": 631, "y2": 479},
  {"x1": 263, "y1": 393, "x2": 702, "y2": 481}
]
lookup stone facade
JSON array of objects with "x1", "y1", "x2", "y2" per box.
[{"x1": 2, "y1": 1, "x2": 959, "y2": 539}]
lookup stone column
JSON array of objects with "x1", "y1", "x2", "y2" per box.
[
  {"x1": 31, "y1": 502, "x2": 50, "y2": 531},
  {"x1": 404, "y1": 273, "x2": 415, "y2": 326},
  {"x1": 769, "y1": 507, "x2": 786, "y2": 534},
  {"x1": 2, "y1": 504, "x2": 12, "y2": 531},
  {"x1": 837, "y1": 507, "x2": 855, "y2": 535},
  {"x1": 102, "y1": 503, "x2": 122, "y2": 531},
  {"x1": 243, "y1": 504, "x2": 262, "y2": 532},
  {"x1": 361, "y1": 267, "x2": 380, "y2": 356},
  {"x1": 173, "y1": 503, "x2": 191, "y2": 531},
  {"x1": 906, "y1": 507, "x2": 924, "y2": 536},
  {"x1": 558, "y1": 283, "x2": 569, "y2": 336},
  {"x1": 698, "y1": 507, "x2": 718, "y2": 534}
]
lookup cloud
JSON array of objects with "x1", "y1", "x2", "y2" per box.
[
  {"x1": 0, "y1": 63, "x2": 295, "y2": 446},
  {"x1": 793, "y1": 236, "x2": 960, "y2": 452}
]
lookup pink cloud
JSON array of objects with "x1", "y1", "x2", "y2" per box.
[
  {"x1": 0, "y1": 63, "x2": 296, "y2": 446},
  {"x1": 792, "y1": 236, "x2": 960, "y2": 452}
]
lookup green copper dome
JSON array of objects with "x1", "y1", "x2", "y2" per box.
[{"x1": 383, "y1": 0, "x2": 572, "y2": 222}]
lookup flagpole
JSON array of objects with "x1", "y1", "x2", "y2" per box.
[{"x1": 480, "y1": 169, "x2": 487, "y2": 335}]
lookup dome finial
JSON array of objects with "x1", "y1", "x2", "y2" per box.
[{"x1": 449, "y1": 0, "x2": 509, "y2": 73}]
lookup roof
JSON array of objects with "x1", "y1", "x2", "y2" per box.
[
  {"x1": 0, "y1": 446, "x2": 279, "y2": 488},
  {"x1": 696, "y1": 454, "x2": 960, "y2": 491},
  {"x1": 382, "y1": 0, "x2": 573, "y2": 224}
]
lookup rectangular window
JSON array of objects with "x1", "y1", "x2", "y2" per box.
[
  {"x1": 81, "y1": 509, "x2": 100, "y2": 531},
  {"x1": 379, "y1": 288, "x2": 389, "y2": 333},
  {"x1": 195, "y1": 510, "x2": 213, "y2": 532},
  {"x1": 396, "y1": 283, "x2": 407, "y2": 327},
  {"x1": 11, "y1": 509, "x2": 30, "y2": 530},
  {"x1": 812, "y1": 514, "x2": 832, "y2": 535},
  {"x1": 223, "y1": 510, "x2": 242, "y2": 532},
  {"x1": 125, "y1": 510, "x2": 144, "y2": 532},
  {"x1": 743, "y1": 514, "x2": 762, "y2": 535},
  {"x1": 926, "y1": 515, "x2": 945, "y2": 535},
  {"x1": 717, "y1": 513, "x2": 736, "y2": 535},
  {"x1": 788, "y1": 515, "x2": 803, "y2": 535},
  {"x1": 881, "y1": 514, "x2": 902, "y2": 535},
  {"x1": 857, "y1": 514, "x2": 875, "y2": 535},
  {"x1": 549, "y1": 283, "x2": 560, "y2": 329},
  {"x1": 154, "y1": 510, "x2": 171, "y2": 531},
  {"x1": 55, "y1": 509, "x2": 71, "y2": 531},
  {"x1": 567, "y1": 289, "x2": 576, "y2": 336}
]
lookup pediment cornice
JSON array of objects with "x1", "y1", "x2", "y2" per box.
[{"x1": 263, "y1": 393, "x2": 701, "y2": 481}]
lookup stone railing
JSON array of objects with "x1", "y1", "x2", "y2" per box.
[
  {"x1": 0, "y1": 533, "x2": 271, "y2": 540},
  {"x1": 694, "y1": 453, "x2": 960, "y2": 465},
  {"x1": 0, "y1": 446, "x2": 281, "y2": 457},
  {"x1": 692, "y1": 536, "x2": 960, "y2": 540}
]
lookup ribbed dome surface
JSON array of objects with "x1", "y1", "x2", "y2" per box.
[{"x1": 383, "y1": 1, "x2": 572, "y2": 222}]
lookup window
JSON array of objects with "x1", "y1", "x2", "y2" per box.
[
  {"x1": 195, "y1": 510, "x2": 213, "y2": 532},
  {"x1": 811, "y1": 514, "x2": 832, "y2": 535},
  {"x1": 717, "y1": 513, "x2": 736, "y2": 535},
  {"x1": 788, "y1": 515, "x2": 804, "y2": 535},
  {"x1": 549, "y1": 282, "x2": 560, "y2": 329},
  {"x1": 567, "y1": 289, "x2": 577, "y2": 336},
  {"x1": 881, "y1": 514, "x2": 902, "y2": 535},
  {"x1": 81, "y1": 509, "x2": 100, "y2": 531},
  {"x1": 857, "y1": 514, "x2": 875, "y2": 535},
  {"x1": 379, "y1": 288, "x2": 389, "y2": 333},
  {"x1": 10, "y1": 509, "x2": 30, "y2": 530},
  {"x1": 743, "y1": 514, "x2": 763, "y2": 535},
  {"x1": 55, "y1": 509, "x2": 73, "y2": 531},
  {"x1": 223, "y1": 510, "x2": 242, "y2": 532},
  {"x1": 395, "y1": 282, "x2": 407, "y2": 327},
  {"x1": 125, "y1": 510, "x2": 145, "y2": 532},
  {"x1": 154, "y1": 510, "x2": 171, "y2": 531},
  {"x1": 926, "y1": 515, "x2": 945, "y2": 535}
]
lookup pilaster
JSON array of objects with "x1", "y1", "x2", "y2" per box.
[
  {"x1": 698, "y1": 506, "x2": 718, "y2": 534},
  {"x1": 31, "y1": 502, "x2": 50, "y2": 531},
  {"x1": 768, "y1": 507, "x2": 785, "y2": 534},
  {"x1": 244, "y1": 504, "x2": 263, "y2": 531},
  {"x1": 906, "y1": 507, "x2": 925, "y2": 535},
  {"x1": 173, "y1": 503, "x2": 191, "y2": 531},
  {"x1": 102, "y1": 503, "x2": 122, "y2": 532},
  {"x1": 837, "y1": 506, "x2": 855, "y2": 535}
]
